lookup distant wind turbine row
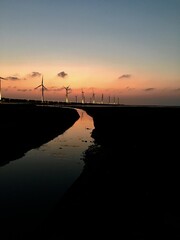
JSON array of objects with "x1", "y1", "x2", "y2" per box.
[{"x1": 0, "y1": 75, "x2": 120, "y2": 104}]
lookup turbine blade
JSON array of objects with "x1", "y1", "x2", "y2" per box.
[{"x1": 34, "y1": 84, "x2": 42, "y2": 89}]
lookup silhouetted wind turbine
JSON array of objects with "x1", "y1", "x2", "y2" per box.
[
  {"x1": 113, "y1": 96, "x2": 116, "y2": 104},
  {"x1": 0, "y1": 78, "x2": 2, "y2": 101},
  {"x1": 0, "y1": 77, "x2": 5, "y2": 101},
  {"x1": 101, "y1": 93, "x2": 104, "y2": 104},
  {"x1": 34, "y1": 76, "x2": 47, "y2": 103},
  {"x1": 81, "y1": 89, "x2": 85, "y2": 104},
  {"x1": 92, "y1": 90, "x2": 95, "y2": 104},
  {"x1": 64, "y1": 86, "x2": 71, "y2": 103}
]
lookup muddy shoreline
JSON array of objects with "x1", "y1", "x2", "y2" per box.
[{"x1": 0, "y1": 104, "x2": 80, "y2": 166}]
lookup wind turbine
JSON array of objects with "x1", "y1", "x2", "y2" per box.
[
  {"x1": 92, "y1": 89, "x2": 95, "y2": 104},
  {"x1": 64, "y1": 86, "x2": 71, "y2": 103},
  {"x1": 0, "y1": 78, "x2": 2, "y2": 101},
  {"x1": 101, "y1": 93, "x2": 104, "y2": 104},
  {"x1": 113, "y1": 96, "x2": 116, "y2": 104},
  {"x1": 34, "y1": 76, "x2": 47, "y2": 103},
  {"x1": 81, "y1": 89, "x2": 85, "y2": 104},
  {"x1": 0, "y1": 77, "x2": 5, "y2": 102}
]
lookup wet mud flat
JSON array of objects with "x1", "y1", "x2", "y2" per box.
[
  {"x1": 0, "y1": 104, "x2": 79, "y2": 166},
  {"x1": 42, "y1": 106, "x2": 180, "y2": 239}
]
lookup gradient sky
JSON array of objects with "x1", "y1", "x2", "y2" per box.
[{"x1": 0, "y1": 0, "x2": 180, "y2": 105}]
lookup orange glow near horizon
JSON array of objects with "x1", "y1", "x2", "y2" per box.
[{"x1": 0, "y1": 62, "x2": 180, "y2": 106}]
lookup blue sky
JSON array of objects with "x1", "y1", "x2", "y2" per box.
[{"x1": 0, "y1": 0, "x2": 180, "y2": 105}]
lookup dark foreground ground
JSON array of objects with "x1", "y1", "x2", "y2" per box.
[
  {"x1": 1, "y1": 104, "x2": 180, "y2": 239},
  {"x1": 0, "y1": 104, "x2": 79, "y2": 166},
  {"x1": 39, "y1": 105, "x2": 180, "y2": 239},
  {"x1": 0, "y1": 103, "x2": 80, "y2": 239}
]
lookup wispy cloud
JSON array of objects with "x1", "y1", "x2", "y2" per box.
[
  {"x1": 57, "y1": 71, "x2": 68, "y2": 78},
  {"x1": 174, "y1": 88, "x2": 180, "y2": 92},
  {"x1": 48, "y1": 87, "x2": 64, "y2": 92},
  {"x1": 29, "y1": 72, "x2": 41, "y2": 78},
  {"x1": 1, "y1": 74, "x2": 27, "y2": 81},
  {"x1": 17, "y1": 89, "x2": 32, "y2": 92},
  {"x1": 125, "y1": 86, "x2": 135, "y2": 91},
  {"x1": 5, "y1": 76, "x2": 21, "y2": 81},
  {"x1": 118, "y1": 74, "x2": 131, "y2": 79},
  {"x1": 144, "y1": 88, "x2": 155, "y2": 91}
]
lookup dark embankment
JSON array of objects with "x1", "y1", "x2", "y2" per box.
[
  {"x1": 0, "y1": 104, "x2": 79, "y2": 166},
  {"x1": 41, "y1": 106, "x2": 180, "y2": 240}
]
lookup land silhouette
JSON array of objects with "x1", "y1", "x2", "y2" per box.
[
  {"x1": 39, "y1": 105, "x2": 180, "y2": 239},
  {"x1": 0, "y1": 104, "x2": 79, "y2": 166},
  {"x1": 1, "y1": 103, "x2": 180, "y2": 239}
]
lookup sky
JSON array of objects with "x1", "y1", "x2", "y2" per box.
[{"x1": 0, "y1": 0, "x2": 180, "y2": 105}]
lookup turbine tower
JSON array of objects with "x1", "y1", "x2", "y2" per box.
[
  {"x1": 113, "y1": 96, "x2": 116, "y2": 104},
  {"x1": 92, "y1": 90, "x2": 95, "y2": 104},
  {"x1": 64, "y1": 86, "x2": 71, "y2": 103},
  {"x1": 34, "y1": 76, "x2": 47, "y2": 103},
  {"x1": 101, "y1": 93, "x2": 104, "y2": 104},
  {"x1": 81, "y1": 89, "x2": 85, "y2": 104},
  {"x1": 0, "y1": 78, "x2": 2, "y2": 101},
  {"x1": 0, "y1": 77, "x2": 5, "y2": 102}
]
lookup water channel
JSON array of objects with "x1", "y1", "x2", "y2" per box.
[{"x1": 0, "y1": 108, "x2": 94, "y2": 236}]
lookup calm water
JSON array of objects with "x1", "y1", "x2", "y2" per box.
[{"x1": 0, "y1": 108, "x2": 94, "y2": 232}]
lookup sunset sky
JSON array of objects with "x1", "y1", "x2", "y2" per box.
[{"x1": 0, "y1": 0, "x2": 180, "y2": 105}]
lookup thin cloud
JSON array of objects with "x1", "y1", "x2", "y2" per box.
[
  {"x1": 30, "y1": 72, "x2": 41, "y2": 78},
  {"x1": 118, "y1": 74, "x2": 131, "y2": 79},
  {"x1": 144, "y1": 88, "x2": 155, "y2": 91},
  {"x1": 48, "y1": 87, "x2": 64, "y2": 92},
  {"x1": 125, "y1": 86, "x2": 135, "y2": 91},
  {"x1": 17, "y1": 89, "x2": 32, "y2": 92},
  {"x1": 57, "y1": 71, "x2": 68, "y2": 78},
  {"x1": 174, "y1": 88, "x2": 180, "y2": 92},
  {"x1": 17, "y1": 89, "x2": 28, "y2": 92},
  {"x1": 5, "y1": 76, "x2": 20, "y2": 81}
]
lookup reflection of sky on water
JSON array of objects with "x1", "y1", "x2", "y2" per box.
[
  {"x1": 40, "y1": 108, "x2": 94, "y2": 160},
  {"x1": 0, "y1": 108, "x2": 94, "y2": 227}
]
